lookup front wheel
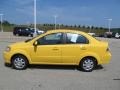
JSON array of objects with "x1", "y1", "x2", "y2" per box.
[
  {"x1": 80, "y1": 57, "x2": 96, "y2": 72},
  {"x1": 11, "y1": 55, "x2": 28, "y2": 70}
]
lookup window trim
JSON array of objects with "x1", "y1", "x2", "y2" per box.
[
  {"x1": 64, "y1": 32, "x2": 89, "y2": 44},
  {"x1": 36, "y1": 32, "x2": 64, "y2": 45}
]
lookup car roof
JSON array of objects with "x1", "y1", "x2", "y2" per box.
[
  {"x1": 45, "y1": 29, "x2": 98, "y2": 42},
  {"x1": 30, "y1": 29, "x2": 99, "y2": 44},
  {"x1": 46, "y1": 29, "x2": 85, "y2": 34}
]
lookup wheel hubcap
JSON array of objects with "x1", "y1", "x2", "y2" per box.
[
  {"x1": 83, "y1": 59, "x2": 94, "y2": 71},
  {"x1": 14, "y1": 57, "x2": 25, "y2": 69}
]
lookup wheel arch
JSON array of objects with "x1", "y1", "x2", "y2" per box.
[
  {"x1": 78, "y1": 52, "x2": 101, "y2": 66},
  {"x1": 79, "y1": 56, "x2": 98, "y2": 66},
  {"x1": 11, "y1": 53, "x2": 30, "y2": 64}
]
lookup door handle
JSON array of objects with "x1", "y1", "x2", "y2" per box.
[
  {"x1": 52, "y1": 48, "x2": 59, "y2": 50},
  {"x1": 80, "y1": 45, "x2": 86, "y2": 50}
]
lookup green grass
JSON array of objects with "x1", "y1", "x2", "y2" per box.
[{"x1": 2, "y1": 25, "x2": 14, "y2": 32}]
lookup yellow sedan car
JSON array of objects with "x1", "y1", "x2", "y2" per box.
[{"x1": 3, "y1": 30, "x2": 111, "y2": 72}]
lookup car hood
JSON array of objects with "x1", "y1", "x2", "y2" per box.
[{"x1": 9, "y1": 41, "x2": 29, "y2": 48}]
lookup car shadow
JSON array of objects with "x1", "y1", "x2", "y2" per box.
[
  {"x1": 28, "y1": 64, "x2": 103, "y2": 71},
  {"x1": 94, "y1": 65, "x2": 104, "y2": 70},
  {"x1": 29, "y1": 64, "x2": 77, "y2": 71}
]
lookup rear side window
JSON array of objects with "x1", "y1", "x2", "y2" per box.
[{"x1": 66, "y1": 33, "x2": 89, "y2": 44}]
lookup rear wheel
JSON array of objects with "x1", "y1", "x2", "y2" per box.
[
  {"x1": 80, "y1": 57, "x2": 96, "y2": 72},
  {"x1": 11, "y1": 55, "x2": 28, "y2": 70},
  {"x1": 30, "y1": 34, "x2": 33, "y2": 37},
  {"x1": 28, "y1": 34, "x2": 33, "y2": 37}
]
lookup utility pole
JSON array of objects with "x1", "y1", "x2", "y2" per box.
[
  {"x1": 34, "y1": 0, "x2": 37, "y2": 36},
  {"x1": 0, "y1": 14, "x2": 3, "y2": 32},
  {"x1": 54, "y1": 15, "x2": 57, "y2": 30},
  {"x1": 107, "y1": 19, "x2": 112, "y2": 32},
  {"x1": 59, "y1": 24, "x2": 61, "y2": 29},
  {"x1": 89, "y1": 25, "x2": 92, "y2": 33}
]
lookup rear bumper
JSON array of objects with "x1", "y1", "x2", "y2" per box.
[{"x1": 100, "y1": 52, "x2": 111, "y2": 64}]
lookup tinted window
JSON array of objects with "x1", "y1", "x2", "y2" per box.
[
  {"x1": 37, "y1": 33, "x2": 63, "y2": 45},
  {"x1": 66, "y1": 33, "x2": 89, "y2": 44}
]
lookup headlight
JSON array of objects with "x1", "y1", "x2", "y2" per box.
[{"x1": 5, "y1": 47, "x2": 11, "y2": 52}]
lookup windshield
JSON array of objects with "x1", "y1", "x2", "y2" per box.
[
  {"x1": 25, "y1": 31, "x2": 46, "y2": 42},
  {"x1": 25, "y1": 35, "x2": 40, "y2": 43}
]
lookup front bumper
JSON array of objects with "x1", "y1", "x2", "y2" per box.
[{"x1": 3, "y1": 51, "x2": 11, "y2": 64}]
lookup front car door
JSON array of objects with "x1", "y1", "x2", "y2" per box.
[{"x1": 31, "y1": 32, "x2": 63, "y2": 64}]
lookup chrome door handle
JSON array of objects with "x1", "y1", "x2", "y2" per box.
[
  {"x1": 80, "y1": 45, "x2": 86, "y2": 50},
  {"x1": 52, "y1": 48, "x2": 59, "y2": 50},
  {"x1": 81, "y1": 47, "x2": 86, "y2": 50}
]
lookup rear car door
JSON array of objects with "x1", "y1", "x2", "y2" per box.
[{"x1": 61, "y1": 33, "x2": 89, "y2": 64}]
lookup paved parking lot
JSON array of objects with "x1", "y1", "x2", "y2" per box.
[{"x1": 0, "y1": 32, "x2": 120, "y2": 90}]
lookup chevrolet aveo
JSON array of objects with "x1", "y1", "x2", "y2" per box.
[{"x1": 3, "y1": 30, "x2": 111, "y2": 72}]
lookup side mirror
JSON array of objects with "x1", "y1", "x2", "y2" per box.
[{"x1": 33, "y1": 41, "x2": 38, "y2": 46}]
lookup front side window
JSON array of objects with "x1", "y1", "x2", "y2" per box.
[
  {"x1": 37, "y1": 33, "x2": 63, "y2": 45},
  {"x1": 66, "y1": 33, "x2": 89, "y2": 44}
]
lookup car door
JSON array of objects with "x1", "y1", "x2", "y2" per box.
[
  {"x1": 30, "y1": 32, "x2": 63, "y2": 64},
  {"x1": 61, "y1": 33, "x2": 89, "y2": 65}
]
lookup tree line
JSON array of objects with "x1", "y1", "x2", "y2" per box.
[{"x1": 2, "y1": 20, "x2": 120, "y2": 35}]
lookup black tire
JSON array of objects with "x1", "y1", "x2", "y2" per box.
[
  {"x1": 31, "y1": 34, "x2": 33, "y2": 37},
  {"x1": 13, "y1": 34, "x2": 16, "y2": 36},
  {"x1": 11, "y1": 55, "x2": 28, "y2": 70},
  {"x1": 80, "y1": 57, "x2": 96, "y2": 72}
]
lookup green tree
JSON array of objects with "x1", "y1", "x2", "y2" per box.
[
  {"x1": 87, "y1": 26, "x2": 90, "y2": 29},
  {"x1": 82, "y1": 25, "x2": 86, "y2": 29},
  {"x1": 78, "y1": 25, "x2": 81, "y2": 28},
  {"x1": 91, "y1": 26, "x2": 94, "y2": 29},
  {"x1": 74, "y1": 24, "x2": 77, "y2": 28},
  {"x1": 3, "y1": 20, "x2": 11, "y2": 25}
]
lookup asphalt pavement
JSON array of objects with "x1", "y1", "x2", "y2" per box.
[{"x1": 0, "y1": 32, "x2": 120, "y2": 90}]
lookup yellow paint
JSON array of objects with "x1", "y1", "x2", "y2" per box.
[{"x1": 3, "y1": 29, "x2": 111, "y2": 66}]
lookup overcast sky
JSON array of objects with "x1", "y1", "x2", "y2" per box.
[{"x1": 0, "y1": 0, "x2": 120, "y2": 28}]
